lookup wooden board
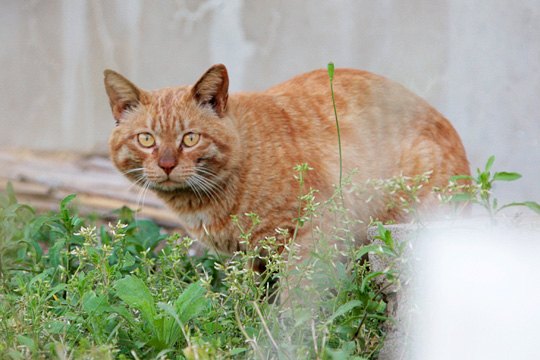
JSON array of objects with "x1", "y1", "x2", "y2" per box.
[{"x1": 0, "y1": 149, "x2": 181, "y2": 229}]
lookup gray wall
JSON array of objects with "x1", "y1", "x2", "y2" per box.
[{"x1": 1, "y1": 0, "x2": 539, "y2": 203}]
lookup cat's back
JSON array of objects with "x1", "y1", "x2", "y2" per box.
[
  {"x1": 264, "y1": 68, "x2": 401, "y2": 102},
  {"x1": 265, "y1": 68, "x2": 376, "y2": 94},
  {"x1": 263, "y1": 68, "x2": 435, "y2": 126},
  {"x1": 254, "y1": 67, "x2": 469, "y2": 188}
]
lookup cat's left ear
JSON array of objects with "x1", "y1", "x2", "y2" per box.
[{"x1": 191, "y1": 64, "x2": 229, "y2": 117}]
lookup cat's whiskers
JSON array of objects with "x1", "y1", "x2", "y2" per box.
[
  {"x1": 135, "y1": 178, "x2": 151, "y2": 217},
  {"x1": 174, "y1": 166, "x2": 220, "y2": 205},
  {"x1": 190, "y1": 173, "x2": 227, "y2": 206},
  {"x1": 122, "y1": 167, "x2": 148, "y2": 192},
  {"x1": 186, "y1": 177, "x2": 204, "y2": 205},
  {"x1": 122, "y1": 167, "x2": 145, "y2": 176},
  {"x1": 127, "y1": 173, "x2": 149, "y2": 193},
  {"x1": 195, "y1": 167, "x2": 236, "y2": 203}
]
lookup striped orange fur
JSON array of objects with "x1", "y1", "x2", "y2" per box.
[{"x1": 104, "y1": 64, "x2": 470, "y2": 259}]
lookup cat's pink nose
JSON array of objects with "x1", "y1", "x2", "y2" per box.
[
  {"x1": 158, "y1": 158, "x2": 177, "y2": 175},
  {"x1": 158, "y1": 148, "x2": 178, "y2": 175}
]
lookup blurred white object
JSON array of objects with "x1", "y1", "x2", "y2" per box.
[{"x1": 411, "y1": 221, "x2": 540, "y2": 360}]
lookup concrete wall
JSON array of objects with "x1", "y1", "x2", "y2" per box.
[{"x1": 1, "y1": 0, "x2": 539, "y2": 202}]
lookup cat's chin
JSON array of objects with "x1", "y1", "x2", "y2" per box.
[{"x1": 150, "y1": 180, "x2": 189, "y2": 193}]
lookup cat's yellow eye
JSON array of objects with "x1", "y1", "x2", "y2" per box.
[
  {"x1": 137, "y1": 133, "x2": 155, "y2": 148},
  {"x1": 182, "y1": 132, "x2": 200, "y2": 147}
]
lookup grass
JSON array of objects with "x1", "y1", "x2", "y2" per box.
[{"x1": 0, "y1": 178, "x2": 395, "y2": 359}]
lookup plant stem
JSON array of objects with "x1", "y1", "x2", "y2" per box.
[
  {"x1": 327, "y1": 62, "x2": 344, "y2": 199},
  {"x1": 234, "y1": 304, "x2": 265, "y2": 360},
  {"x1": 252, "y1": 301, "x2": 289, "y2": 359}
]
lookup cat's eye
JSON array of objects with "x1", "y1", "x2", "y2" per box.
[
  {"x1": 182, "y1": 132, "x2": 200, "y2": 147},
  {"x1": 137, "y1": 133, "x2": 155, "y2": 148}
]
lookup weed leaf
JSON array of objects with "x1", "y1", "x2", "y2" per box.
[
  {"x1": 449, "y1": 193, "x2": 473, "y2": 202},
  {"x1": 521, "y1": 201, "x2": 540, "y2": 214},
  {"x1": 109, "y1": 305, "x2": 137, "y2": 326},
  {"x1": 361, "y1": 271, "x2": 386, "y2": 292},
  {"x1": 355, "y1": 244, "x2": 385, "y2": 260},
  {"x1": 450, "y1": 174, "x2": 473, "y2": 182},
  {"x1": 326, "y1": 300, "x2": 362, "y2": 324},
  {"x1": 485, "y1": 155, "x2": 496, "y2": 172},
  {"x1": 175, "y1": 282, "x2": 209, "y2": 324},
  {"x1": 16, "y1": 335, "x2": 36, "y2": 352},
  {"x1": 498, "y1": 201, "x2": 540, "y2": 215},
  {"x1": 114, "y1": 275, "x2": 155, "y2": 321},
  {"x1": 493, "y1": 172, "x2": 522, "y2": 182},
  {"x1": 156, "y1": 302, "x2": 185, "y2": 346},
  {"x1": 82, "y1": 291, "x2": 110, "y2": 316}
]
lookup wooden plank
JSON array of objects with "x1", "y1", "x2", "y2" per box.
[{"x1": 0, "y1": 149, "x2": 182, "y2": 229}]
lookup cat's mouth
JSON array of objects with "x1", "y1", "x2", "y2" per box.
[
  {"x1": 151, "y1": 179, "x2": 189, "y2": 192},
  {"x1": 157, "y1": 180, "x2": 177, "y2": 187},
  {"x1": 142, "y1": 167, "x2": 226, "y2": 201}
]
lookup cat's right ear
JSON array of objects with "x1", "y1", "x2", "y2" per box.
[{"x1": 104, "y1": 70, "x2": 142, "y2": 123}]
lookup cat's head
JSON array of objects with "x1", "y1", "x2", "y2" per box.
[{"x1": 104, "y1": 64, "x2": 238, "y2": 197}]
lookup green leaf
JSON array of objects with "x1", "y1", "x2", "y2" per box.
[
  {"x1": 60, "y1": 194, "x2": 77, "y2": 210},
  {"x1": 361, "y1": 271, "x2": 386, "y2": 292},
  {"x1": 175, "y1": 282, "x2": 209, "y2": 324},
  {"x1": 5, "y1": 350, "x2": 25, "y2": 360},
  {"x1": 376, "y1": 223, "x2": 394, "y2": 248},
  {"x1": 121, "y1": 251, "x2": 137, "y2": 270},
  {"x1": 47, "y1": 239, "x2": 66, "y2": 268},
  {"x1": 156, "y1": 302, "x2": 184, "y2": 346},
  {"x1": 355, "y1": 244, "x2": 385, "y2": 260},
  {"x1": 376, "y1": 299, "x2": 387, "y2": 313},
  {"x1": 498, "y1": 201, "x2": 540, "y2": 215},
  {"x1": 100, "y1": 225, "x2": 112, "y2": 245},
  {"x1": 82, "y1": 291, "x2": 110, "y2": 316},
  {"x1": 450, "y1": 174, "x2": 473, "y2": 182},
  {"x1": 114, "y1": 275, "x2": 155, "y2": 322},
  {"x1": 45, "y1": 321, "x2": 66, "y2": 334},
  {"x1": 157, "y1": 302, "x2": 181, "y2": 324},
  {"x1": 493, "y1": 172, "x2": 522, "y2": 182},
  {"x1": 485, "y1": 155, "x2": 496, "y2": 172},
  {"x1": 325, "y1": 300, "x2": 362, "y2": 324},
  {"x1": 449, "y1": 193, "x2": 474, "y2": 202},
  {"x1": 17, "y1": 335, "x2": 36, "y2": 351},
  {"x1": 109, "y1": 305, "x2": 137, "y2": 326},
  {"x1": 522, "y1": 201, "x2": 540, "y2": 214},
  {"x1": 45, "y1": 284, "x2": 67, "y2": 302},
  {"x1": 230, "y1": 348, "x2": 248, "y2": 356}
]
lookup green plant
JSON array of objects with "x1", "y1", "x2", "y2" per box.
[
  {"x1": 0, "y1": 183, "x2": 38, "y2": 285},
  {"x1": 444, "y1": 155, "x2": 540, "y2": 218},
  {"x1": 327, "y1": 62, "x2": 344, "y2": 198}
]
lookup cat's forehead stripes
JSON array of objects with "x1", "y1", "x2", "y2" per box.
[{"x1": 146, "y1": 88, "x2": 190, "y2": 135}]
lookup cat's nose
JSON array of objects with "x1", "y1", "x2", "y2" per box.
[
  {"x1": 158, "y1": 161, "x2": 176, "y2": 175},
  {"x1": 158, "y1": 155, "x2": 177, "y2": 175}
]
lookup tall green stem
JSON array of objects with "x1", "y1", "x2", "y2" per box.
[{"x1": 327, "y1": 62, "x2": 344, "y2": 198}]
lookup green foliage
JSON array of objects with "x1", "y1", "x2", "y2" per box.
[
  {"x1": 440, "y1": 155, "x2": 540, "y2": 219},
  {"x1": 0, "y1": 182, "x2": 37, "y2": 284},
  {"x1": 0, "y1": 179, "x2": 394, "y2": 359}
]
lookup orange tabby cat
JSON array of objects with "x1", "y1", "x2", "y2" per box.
[{"x1": 104, "y1": 64, "x2": 469, "y2": 262}]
